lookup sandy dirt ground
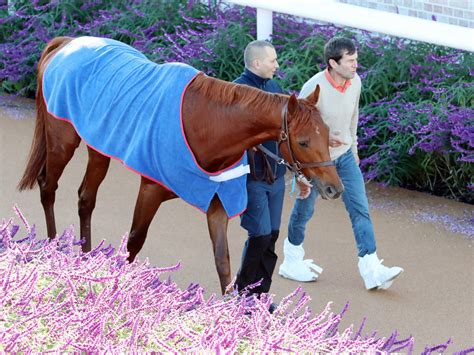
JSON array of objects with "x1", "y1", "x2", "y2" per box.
[{"x1": 1, "y1": 96, "x2": 473, "y2": 352}]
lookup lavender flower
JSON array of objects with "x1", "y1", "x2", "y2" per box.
[{"x1": 1, "y1": 209, "x2": 458, "y2": 352}]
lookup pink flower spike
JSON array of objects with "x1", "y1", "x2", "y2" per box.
[{"x1": 13, "y1": 205, "x2": 30, "y2": 234}]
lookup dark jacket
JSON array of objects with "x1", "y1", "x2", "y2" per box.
[{"x1": 233, "y1": 68, "x2": 287, "y2": 183}]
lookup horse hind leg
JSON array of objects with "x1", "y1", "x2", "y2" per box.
[
  {"x1": 127, "y1": 177, "x2": 177, "y2": 262},
  {"x1": 77, "y1": 146, "x2": 110, "y2": 252},
  {"x1": 206, "y1": 195, "x2": 231, "y2": 295},
  {"x1": 39, "y1": 116, "x2": 81, "y2": 240}
]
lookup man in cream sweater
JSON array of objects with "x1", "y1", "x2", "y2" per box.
[{"x1": 279, "y1": 37, "x2": 404, "y2": 290}]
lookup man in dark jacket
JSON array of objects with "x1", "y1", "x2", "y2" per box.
[{"x1": 233, "y1": 40, "x2": 286, "y2": 299}]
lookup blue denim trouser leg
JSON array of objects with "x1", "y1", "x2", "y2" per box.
[
  {"x1": 287, "y1": 150, "x2": 376, "y2": 257},
  {"x1": 337, "y1": 150, "x2": 376, "y2": 257},
  {"x1": 287, "y1": 180, "x2": 318, "y2": 246}
]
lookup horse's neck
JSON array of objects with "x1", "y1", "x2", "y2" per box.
[{"x1": 183, "y1": 75, "x2": 284, "y2": 172}]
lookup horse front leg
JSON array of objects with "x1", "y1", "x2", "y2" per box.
[
  {"x1": 206, "y1": 196, "x2": 231, "y2": 295},
  {"x1": 127, "y1": 177, "x2": 176, "y2": 262},
  {"x1": 77, "y1": 146, "x2": 110, "y2": 252}
]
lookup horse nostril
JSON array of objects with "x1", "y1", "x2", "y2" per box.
[
  {"x1": 325, "y1": 185, "x2": 341, "y2": 199},
  {"x1": 325, "y1": 185, "x2": 335, "y2": 196}
]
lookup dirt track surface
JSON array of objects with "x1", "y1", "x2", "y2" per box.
[{"x1": 1, "y1": 96, "x2": 473, "y2": 352}]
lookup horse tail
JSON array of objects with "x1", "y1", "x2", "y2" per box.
[{"x1": 18, "y1": 36, "x2": 74, "y2": 191}]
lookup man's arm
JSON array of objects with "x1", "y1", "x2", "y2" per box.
[{"x1": 350, "y1": 80, "x2": 362, "y2": 164}]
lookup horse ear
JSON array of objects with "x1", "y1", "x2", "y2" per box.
[
  {"x1": 305, "y1": 85, "x2": 320, "y2": 106},
  {"x1": 287, "y1": 93, "x2": 298, "y2": 116}
]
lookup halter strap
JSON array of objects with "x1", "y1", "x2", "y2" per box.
[{"x1": 256, "y1": 101, "x2": 335, "y2": 176}]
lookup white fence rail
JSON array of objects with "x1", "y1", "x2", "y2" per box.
[{"x1": 226, "y1": 0, "x2": 474, "y2": 52}]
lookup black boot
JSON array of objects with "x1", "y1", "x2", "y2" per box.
[
  {"x1": 253, "y1": 230, "x2": 279, "y2": 294},
  {"x1": 235, "y1": 235, "x2": 272, "y2": 293}
]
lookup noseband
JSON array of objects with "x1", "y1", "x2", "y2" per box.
[{"x1": 256, "y1": 101, "x2": 335, "y2": 178}]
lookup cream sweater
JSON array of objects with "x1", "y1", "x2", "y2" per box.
[{"x1": 299, "y1": 70, "x2": 361, "y2": 160}]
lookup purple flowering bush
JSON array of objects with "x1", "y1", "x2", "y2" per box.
[
  {"x1": 0, "y1": 0, "x2": 219, "y2": 94},
  {"x1": 356, "y1": 39, "x2": 473, "y2": 203},
  {"x1": 1, "y1": 0, "x2": 472, "y2": 202},
  {"x1": 0, "y1": 208, "x2": 435, "y2": 352}
]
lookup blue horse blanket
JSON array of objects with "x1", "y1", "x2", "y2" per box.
[{"x1": 43, "y1": 36, "x2": 248, "y2": 217}]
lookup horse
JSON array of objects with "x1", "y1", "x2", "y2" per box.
[{"x1": 18, "y1": 36, "x2": 343, "y2": 294}]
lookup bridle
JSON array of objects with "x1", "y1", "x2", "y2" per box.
[{"x1": 256, "y1": 101, "x2": 335, "y2": 178}]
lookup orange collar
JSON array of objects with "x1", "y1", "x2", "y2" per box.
[{"x1": 324, "y1": 69, "x2": 352, "y2": 93}]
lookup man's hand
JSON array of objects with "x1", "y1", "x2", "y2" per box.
[
  {"x1": 354, "y1": 153, "x2": 360, "y2": 165},
  {"x1": 329, "y1": 130, "x2": 349, "y2": 148},
  {"x1": 296, "y1": 175, "x2": 313, "y2": 199}
]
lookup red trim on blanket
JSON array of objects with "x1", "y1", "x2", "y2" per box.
[
  {"x1": 179, "y1": 73, "x2": 246, "y2": 176},
  {"x1": 41, "y1": 74, "x2": 246, "y2": 218}
]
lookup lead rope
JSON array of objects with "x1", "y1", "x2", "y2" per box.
[{"x1": 290, "y1": 174, "x2": 297, "y2": 197}]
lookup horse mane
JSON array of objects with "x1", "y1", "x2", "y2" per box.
[
  {"x1": 190, "y1": 74, "x2": 322, "y2": 135},
  {"x1": 191, "y1": 73, "x2": 286, "y2": 114}
]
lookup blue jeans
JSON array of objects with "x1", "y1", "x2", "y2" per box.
[{"x1": 287, "y1": 150, "x2": 376, "y2": 257}]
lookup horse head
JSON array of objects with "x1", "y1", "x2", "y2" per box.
[{"x1": 279, "y1": 85, "x2": 344, "y2": 200}]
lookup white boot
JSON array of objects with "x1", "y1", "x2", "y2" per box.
[
  {"x1": 278, "y1": 238, "x2": 323, "y2": 282},
  {"x1": 358, "y1": 252, "x2": 404, "y2": 290}
]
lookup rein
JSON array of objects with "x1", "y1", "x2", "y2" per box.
[{"x1": 256, "y1": 102, "x2": 335, "y2": 178}]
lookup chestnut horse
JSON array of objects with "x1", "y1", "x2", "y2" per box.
[{"x1": 18, "y1": 37, "x2": 343, "y2": 294}]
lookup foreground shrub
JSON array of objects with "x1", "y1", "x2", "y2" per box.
[
  {"x1": 3, "y1": 208, "x2": 464, "y2": 352},
  {"x1": 1, "y1": 0, "x2": 472, "y2": 202}
]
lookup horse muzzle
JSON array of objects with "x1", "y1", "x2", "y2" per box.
[{"x1": 314, "y1": 179, "x2": 344, "y2": 200}]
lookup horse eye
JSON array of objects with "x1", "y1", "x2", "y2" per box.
[{"x1": 298, "y1": 141, "x2": 309, "y2": 148}]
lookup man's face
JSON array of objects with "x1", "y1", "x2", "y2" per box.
[
  {"x1": 253, "y1": 47, "x2": 279, "y2": 79},
  {"x1": 331, "y1": 51, "x2": 358, "y2": 80}
]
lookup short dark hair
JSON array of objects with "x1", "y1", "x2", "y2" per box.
[{"x1": 324, "y1": 37, "x2": 356, "y2": 67}]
